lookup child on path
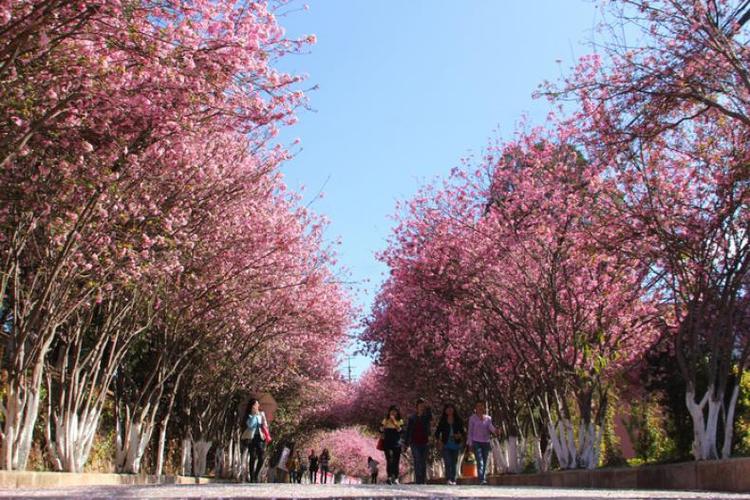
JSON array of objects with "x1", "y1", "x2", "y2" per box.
[{"x1": 367, "y1": 456, "x2": 379, "y2": 484}]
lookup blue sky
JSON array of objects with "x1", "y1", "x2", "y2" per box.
[{"x1": 275, "y1": 0, "x2": 601, "y2": 379}]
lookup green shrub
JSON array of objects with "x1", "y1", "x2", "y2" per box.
[{"x1": 622, "y1": 396, "x2": 676, "y2": 464}]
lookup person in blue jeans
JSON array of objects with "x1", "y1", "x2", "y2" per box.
[
  {"x1": 434, "y1": 403, "x2": 464, "y2": 485},
  {"x1": 403, "y1": 398, "x2": 432, "y2": 484},
  {"x1": 466, "y1": 400, "x2": 499, "y2": 485}
]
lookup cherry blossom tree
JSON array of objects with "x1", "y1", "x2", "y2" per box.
[
  {"x1": 552, "y1": 0, "x2": 750, "y2": 460},
  {"x1": 301, "y1": 426, "x2": 401, "y2": 479},
  {"x1": 0, "y1": 0, "x2": 318, "y2": 471},
  {"x1": 364, "y1": 126, "x2": 659, "y2": 470}
]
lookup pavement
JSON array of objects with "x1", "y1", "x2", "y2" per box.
[{"x1": 0, "y1": 483, "x2": 749, "y2": 499}]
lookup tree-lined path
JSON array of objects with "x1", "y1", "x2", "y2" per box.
[
  {"x1": 5, "y1": 0, "x2": 750, "y2": 496},
  {"x1": 1, "y1": 484, "x2": 748, "y2": 500}
]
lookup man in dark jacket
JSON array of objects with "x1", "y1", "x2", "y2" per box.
[{"x1": 403, "y1": 398, "x2": 432, "y2": 484}]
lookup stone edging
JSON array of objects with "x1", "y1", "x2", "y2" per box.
[
  {"x1": 0, "y1": 471, "x2": 231, "y2": 489},
  {"x1": 438, "y1": 457, "x2": 750, "y2": 493}
]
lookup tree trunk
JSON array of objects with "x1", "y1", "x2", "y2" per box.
[
  {"x1": 1, "y1": 347, "x2": 49, "y2": 470},
  {"x1": 685, "y1": 385, "x2": 724, "y2": 460},
  {"x1": 181, "y1": 438, "x2": 192, "y2": 476},
  {"x1": 706, "y1": 396, "x2": 721, "y2": 460},
  {"x1": 155, "y1": 418, "x2": 169, "y2": 476},
  {"x1": 154, "y1": 370, "x2": 183, "y2": 477},
  {"x1": 548, "y1": 418, "x2": 600, "y2": 469},
  {"x1": 722, "y1": 383, "x2": 741, "y2": 459},
  {"x1": 564, "y1": 419, "x2": 577, "y2": 467},
  {"x1": 489, "y1": 437, "x2": 506, "y2": 473},
  {"x1": 577, "y1": 422, "x2": 602, "y2": 470},
  {"x1": 547, "y1": 419, "x2": 570, "y2": 469},
  {"x1": 192, "y1": 440, "x2": 211, "y2": 477},
  {"x1": 530, "y1": 436, "x2": 552, "y2": 472},
  {"x1": 232, "y1": 438, "x2": 244, "y2": 480},
  {"x1": 116, "y1": 417, "x2": 156, "y2": 474},
  {"x1": 52, "y1": 407, "x2": 103, "y2": 472},
  {"x1": 48, "y1": 304, "x2": 146, "y2": 473},
  {"x1": 214, "y1": 445, "x2": 225, "y2": 479},
  {"x1": 507, "y1": 436, "x2": 520, "y2": 473},
  {"x1": 1, "y1": 193, "x2": 103, "y2": 471}
]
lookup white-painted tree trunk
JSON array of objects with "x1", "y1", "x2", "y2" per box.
[
  {"x1": 530, "y1": 436, "x2": 552, "y2": 472},
  {"x1": 48, "y1": 407, "x2": 102, "y2": 473},
  {"x1": 563, "y1": 419, "x2": 577, "y2": 468},
  {"x1": 488, "y1": 436, "x2": 525, "y2": 473},
  {"x1": 222, "y1": 438, "x2": 239, "y2": 480},
  {"x1": 577, "y1": 422, "x2": 602, "y2": 470},
  {"x1": 548, "y1": 418, "x2": 601, "y2": 469},
  {"x1": 722, "y1": 384, "x2": 740, "y2": 459},
  {"x1": 705, "y1": 397, "x2": 721, "y2": 459},
  {"x1": 547, "y1": 419, "x2": 571, "y2": 469},
  {"x1": 1, "y1": 343, "x2": 50, "y2": 470},
  {"x1": 214, "y1": 443, "x2": 238, "y2": 479},
  {"x1": 686, "y1": 386, "x2": 721, "y2": 460},
  {"x1": 429, "y1": 456, "x2": 443, "y2": 479},
  {"x1": 220, "y1": 443, "x2": 230, "y2": 479},
  {"x1": 489, "y1": 437, "x2": 506, "y2": 473},
  {"x1": 234, "y1": 439, "x2": 247, "y2": 479},
  {"x1": 192, "y1": 440, "x2": 211, "y2": 477},
  {"x1": 181, "y1": 438, "x2": 192, "y2": 477},
  {"x1": 115, "y1": 419, "x2": 154, "y2": 474},
  {"x1": 507, "y1": 436, "x2": 519, "y2": 473},
  {"x1": 214, "y1": 446, "x2": 225, "y2": 478},
  {"x1": 155, "y1": 420, "x2": 169, "y2": 477},
  {"x1": 238, "y1": 442, "x2": 249, "y2": 481}
]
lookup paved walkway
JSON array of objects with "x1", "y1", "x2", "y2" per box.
[{"x1": 1, "y1": 484, "x2": 749, "y2": 499}]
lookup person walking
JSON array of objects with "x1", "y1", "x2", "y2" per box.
[
  {"x1": 466, "y1": 400, "x2": 499, "y2": 485},
  {"x1": 380, "y1": 405, "x2": 403, "y2": 485},
  {"x1": 367, "y1": 456, "x2": 379, "y2": 484},
  {"x1": 242, "y1": 398, "x2": 269, "y2": 483},
  {"x1": 287, "y1": 451, "x2": 299, "y2": 484},
  {"x1": 298, "y1": 451, "x2": 307, "y2": 484},
  {"x1": 434, "y1": 403, "x2": 464, "y2": 485},
  {"x1": 320, "y1": 448, "x2": 331, "y2": 484},
  {"x1": 404, "y1": 398, "x2": 432, "y2": 485},
  {"x1": 308, "y1": 449, "x2": 319, "y2": 484}
]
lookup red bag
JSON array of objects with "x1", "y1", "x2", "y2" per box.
[
  {"x1": 376, "y1": 437, "x2": 385, "y2": 451},
  {"x1": 261, "y1": 425, "x2": 272, "y2": 445}
]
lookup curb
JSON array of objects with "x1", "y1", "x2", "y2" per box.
[
  {"x1": 426, "y1": 456, "x2": 750, "y2": 493},
  {"x1": 0, "y1": 471, "x2": 233, "y2": 489}
]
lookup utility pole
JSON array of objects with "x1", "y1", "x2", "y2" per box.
[{"x1": 347, "y1": 356, "x2": 353, "y2": 383}]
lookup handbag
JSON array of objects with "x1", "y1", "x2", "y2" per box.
[
  {"x1": 261, "y1": 424, "x2": 272, "y2": 444},
  {"x1": 376, "y1": 437, "x2": 385, "y2": 451}
]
